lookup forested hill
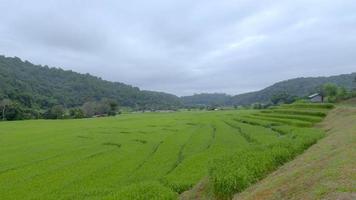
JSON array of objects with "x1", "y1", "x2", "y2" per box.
[
  {"x1": 230, "y1": 73, "x2": 356, "y2": 105},
  {"x1": 181, "y1": 93, "x2": 232, "y2": 107},
  {"x1": 1, "y1": 55, "x2": 355, "y2": 112},
  {"x1": 182, "y1": 73, "x2": 356, "y2": 107},
  {"x1": 0, "y1": 55, "x2": 182, "y2": 111}
]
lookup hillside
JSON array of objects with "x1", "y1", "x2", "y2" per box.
[
  {"x1": 181, "y1": 93, "x2": 232, "y2": 107},
  {"x1": 0, "y1": 55, "x2": 182, "y2": 112},
  {"x1": 233, "y1": 101, "x2": 356, "y2": 200},
  {"x1": 1, "y1": 55, "x2": 355, "y2": 114},
  {"x1": 182, "y1": 73, "x2": 356, "y2": 107},
  {"x1": 230, "y1": 73, "x2": 356, "y2": 106}
]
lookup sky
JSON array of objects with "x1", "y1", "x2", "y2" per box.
[{"x1": 0, "y1": 0, "x2": 355, "y2": 96}]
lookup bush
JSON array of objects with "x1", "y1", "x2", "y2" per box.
[
  {"x1": 69, "y1": 108, "x2": 85, "y2": 119},
  {"x1": 43, "y1": 105, "x2": 65, "y2": 119}
]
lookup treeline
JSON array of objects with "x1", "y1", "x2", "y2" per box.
[
  {"x1": 0, "y1": 98, "x2": 120, "y2": 120},
  {"x1": 319, "y1": 83, "x2": 353, "y2": 102},
  {"x1": 0, "y1": 55, "x2": 182, "y2": 120}
]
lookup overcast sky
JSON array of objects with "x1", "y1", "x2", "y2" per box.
[{"x1": 0, "y1": 0, "x2": 355, "y2": 96}]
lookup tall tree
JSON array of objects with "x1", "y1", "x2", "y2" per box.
[
  {"x1": 0, "y1": 99, "x2": 12, "y2": 120},
  {"x1": 82, "y1": 102, "x2": 96, "y2": 117},
  {"x1": 322, "y1": 83, "x2": 338, "y2": 97},
  {"x1": 44, "y1": 105, "x2": 65, "y2": 119}
]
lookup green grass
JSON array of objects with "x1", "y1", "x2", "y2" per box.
[
  {"x1": 0, "y1": 103, "x2": 333, "y2": 199},
  {"x1": 260, "y1": 109, "x2": 327, "y2": 117},
  {"x1": 233, "y1": 103, "x2": 356, "y2": 200}
]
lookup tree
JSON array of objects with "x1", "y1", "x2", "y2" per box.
[
  {"x1": 44, "y1": 105, "x2": 65, "y2": 119},
  {"x1": 321, "y1": 83, "x2": 339, "y2": 102},
  {"x1": 0, "y1": 99, "x2": 12, "y2": 120},
  {"x1": 105, "y1": 99, "x2": 119, "y2": 116},
  {"x1": 69, "y1": 108, "x2": 85, "y2": 119},
  {"x1": 251, "y1": 103, "x2": 262, "y2": 109},
  {"x1": 82, "y1": 102, "x2": 96, "y2": 117},
  {"x1": 80, "y1": 99, "x2": 119, "y2": 117},
  {"x1": 322, "y1": 83, "x2": 338, "y2": 97},
  {"x1": 96, "y1": 99, "x2": 111, "y2": 115},
  {"x1": 271, "y1": 92, "x2": 296, "y2": 105},
  {"x1": 337, "y1": 86, "x2": 347, "y2": 100}
]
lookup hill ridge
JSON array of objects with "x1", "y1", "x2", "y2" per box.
[
  {"x1": 0, "y1": 55, "x2": 182, "y2": 113},
  {"x1": 182, "y1": 73, "x2": 356, "y2": 106}
]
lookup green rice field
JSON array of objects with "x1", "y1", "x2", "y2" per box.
[{"x1": 0, "y1": 103, "x2": 333, "y2": 199}]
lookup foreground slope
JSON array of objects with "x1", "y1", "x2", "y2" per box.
[{"x1": 234, "y1": 102, "x2": 356, "y2": 200}]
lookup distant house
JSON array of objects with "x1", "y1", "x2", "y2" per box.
[{"x1": 308, "y1": 93, "x2": 324, "y2": 103}]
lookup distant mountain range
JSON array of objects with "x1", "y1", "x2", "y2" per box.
[
  {"x1": 182, "y1": 73, "x2": 356, "y2": 106},
  {"x1": 1, "y1": 55, "x2": 355, "y2": 111}
]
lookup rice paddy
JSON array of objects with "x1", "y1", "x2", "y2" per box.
[{"x1": 0, "y1": 103, "x2": 333, "y2": 199}]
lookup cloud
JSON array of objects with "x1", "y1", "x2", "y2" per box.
[{"x1": 0, "y1": 0, "x2": 355, "y2": 96}]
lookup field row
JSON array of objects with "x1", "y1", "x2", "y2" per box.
[{"x1": 0, "y1": 103, "x2": 333, "y2": 199}]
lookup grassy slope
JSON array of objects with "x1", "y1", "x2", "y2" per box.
[{"x1": 233, "y1": 103, "x2": 356, "y2": 200}]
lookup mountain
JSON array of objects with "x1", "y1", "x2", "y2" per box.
[
  {"x1": 0, "y1": 55, "x2": 182, "y2": 113},
  {"x1": 181, "y1": 93, "x2": 232, "y2": 107},
  {"x1": 1, "y1": 55, "x2": 355, "y2": 113},
  {"x1": 181, "y1": 73, "x2": 356, "y2": 107}
]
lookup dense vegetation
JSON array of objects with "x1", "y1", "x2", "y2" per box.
[
  {"x1": 230, "y1": 74, "x2": 356, "y2": 106},
  {"x1": 0, "y1": 55, "x2": 182, "y2": 120},
  {"x1": 182, "y1": 73, "x2": 356, "y2": 107},
  {"x1": 0, "y1": 103, "x2": 333, "y2": 199},
  {"x1": 0, "y1": 55, "x2": 353, "y2": 121},
  {"x1": 181, "y1": 93, "x2": 232, "y2": 108}
]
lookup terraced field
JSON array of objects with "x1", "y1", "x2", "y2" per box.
[{"x1": 0, "y1": 103, "x2": 333, "y2": 199}]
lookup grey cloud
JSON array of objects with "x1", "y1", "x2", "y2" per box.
[{"x1": 0, "y1": 0, "x2": 355, "y2": 96}]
